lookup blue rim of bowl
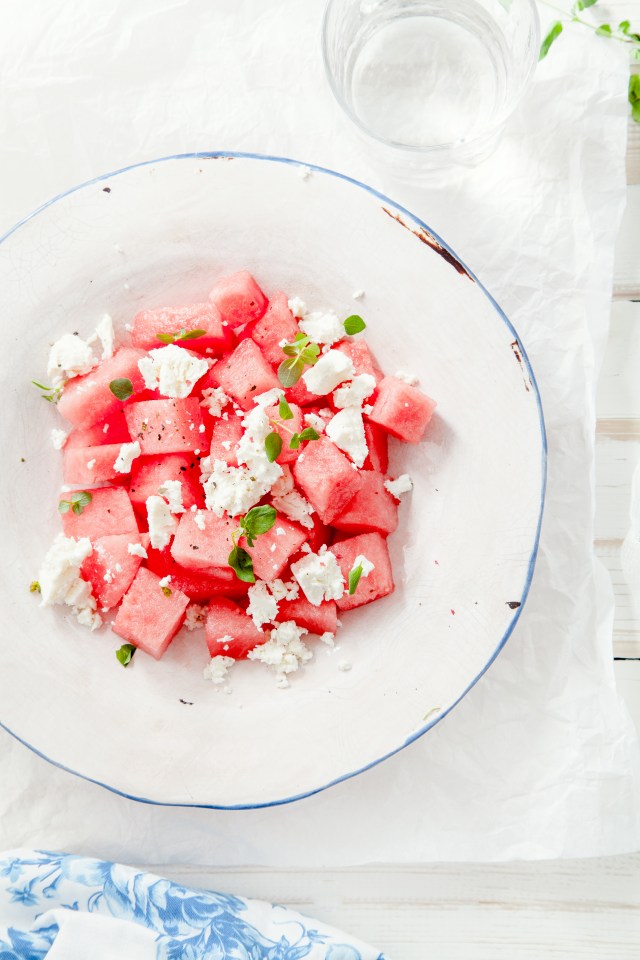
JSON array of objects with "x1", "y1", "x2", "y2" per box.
[{"x1": 0, "y1": 151, "x2": 547, "y2": 810}]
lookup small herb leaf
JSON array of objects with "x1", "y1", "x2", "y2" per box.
[
  {"x1": 178, "y1": 328, "x2": 206, "y2": 341},
  {"x1": 539, "y1": 21, "x2": 563, "y2": 59},
  {"x1": 58, "y1": 500, "x2": 71, "y2": 514},
  {"x1": 265, "y1": 431, "x2": 283, "y2": 463},
  {"x1": 299, "y1": 427, "x2": 320, "y2": 442},
  {"x1": 348, "y1": 563, "x2": 364, "y2": 596},
  {"x1": 116, "y1": 643, "x2": 136, "y2": 667},
  {"x1": 278, "y1": 358, "x2": 304, "y2": 388},
  {"x1": 279, "y1": 396, "x2": 294, "y2": 420},
  {"x1": 29, "y1": 581, "x2": 41, "y2": 593},
  {"x1": 289, "y1": 432, "x2": 301, "y2": 450},
  {"x1": 242, "y1": 505, "x2": 277, "y2": 539},
  {"x1": 109, "y1": 378, "x2": 133, "y2": 401},
  {"x1": 344, "y1": 314, "x2": 366, "y2": 335},
  {"x1": 595, "y1": 23, "x2": 611, "y2": 35},
  {"x1": 228, "y1": 545, "x2": 255, "y2": 583},
  {"x1": 156, "y1": 333, "x2": 175, "y2": 344},
  {"x1": 161, "y1": 585, "x2": 172, "y2": 597}
]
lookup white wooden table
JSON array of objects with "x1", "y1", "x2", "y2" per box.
[{"x1": 152, "y1": 63, "x2": 640, "y2": 960}]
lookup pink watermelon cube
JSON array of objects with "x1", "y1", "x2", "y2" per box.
[
  {"x1": 306, "y1": 513, "x2": 332, "y2": 554},
  {"x1": 65, "y1": 410, "x2": 132, "y2": 450},
  {"x1": 286, "y1": 377, "x2": 322, "y2": 408},
  {"x1": 124, "y1": 398, "x2": 204, "y2": 454},
  {"x1": 80, "y1": 534, "x2": 142, "y2": 610},
  {"x1": 332, "y1": 471, "x2": 398, "y2": 536},
  {"x1": 209, "y1": 417, "x2": 243, "y2": 465},
  {"x1": 276, "y1": 597, "x2": 337, "y2": 636},
  {"x1": 248, "y1": 516, "x2": 309, "y2": 581},
  {"x1": 113, "y1": 566, "x2": 189, "y2": 660},
  {"x1": 249, "y1": 292, "x2": 299, "y2": 366},
  {"x1": 367, "y1": 377, "x2": 436, "y2": 444},
  {"x1": 264, "y1": 401, "x2": 303, "y2": 465},
  {"x1": 209, "y1": 338, "x2": 279, "y2": 409},
  {"x1": 128, "y1": 453, "x2": 204, "y2": 512},
  {"x1": 130, "y1": 302, "x2": 234, "y2": 355},
  {"x1": 336, "y1": 341, "x2": 383, "y2": 385},
  {"x1": 362, "y1": 422, "x2": 389, "y2": 473},
  {"x1": 330, "y1": 533, "x2": 394, "y2": 611},
  {"x1": 63, "y1": 444, "x2": 125, "y2": 485},
  {"x1": 293, "y1": 437, "x2": 358, "y2": 524},
  {"x1": 57, "y1": 348, "x2": 147, "y2": 429},
  {"x1": 146, "y1": 544, "x2": 249, "y2": 602},
  {"x1": 170, "y1": 511, "x2": 236, "y2": 576},
  {"x1": 61, "y1": 486, "x2": 138, "y2": 539},
  {"x1": 205, "y1": 598, "x2": 266, "y2": 659},
  {"x1": 208, "y1": 271, "x2": 267, "y2": 329}
]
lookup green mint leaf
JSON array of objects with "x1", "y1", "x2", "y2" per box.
[
  {"x1": 65, "y1": 490, "x2": 93, "y2": 516},
  {"x1": 161, "y1": 585, "x2": 172, "y2": 597},
  {"x1": 282, "y1": 344, "x2": 300, "y2": 358},
  {"x1": 116, "y1": 643, "x2": 136, "y2": 667},
  {"x1": 343, "y1": 314, "x2": 366, "y2": 335},
  {"x1": 109, "y1": 377, "x2": 133, "y2": 401},
  {"x1": 156, "y1": 333, "x2": 176, "y2": 344},
  {"x1": 595, "y1": 23, "x2": 611, "y2": 36},
  {"x1": 348, "y1": 563, "x2": 363, "y2": 595},
  {"x1": 279, "y1": 396, "x2": 294, "y2": 420},
  {"x1": 58, "y1": 500, "x2": 71, "y2": 514},
  {"x1": 300, "y1": 345, "x2": 320, "y2": 366},
  {"x1": 265, "y1": 431, "x2": 283, "y2": 463},
  {"x1": 228, "y1": 545, "x2": 255, "y2": 583},
  {"x1": 539, "y1": 21, "x2": 563, "y2": 59},
  {"x1": 293, "y1": 332, "x2": 308, "y2": 344},
  {"x1": 299, "y1": 427, "x2": 320, "y2": 442},
  {"x1": 29, "y1": 580, "x2": 41, "y2": 593},
  {"x1": 618, "y1": 19, "x2": 631, "y2": 33},
  {"x1": 178, "y1": 328, "x2": 206, "y2": 341},
  {"x1": 242, "y1": 505, "x2": 277, "y2": 539},
  {"x1": 289, "y1": 432, "x2": 301, "y2": 450},
  {"x1": 278, "y1": 357, "x2": 304, "y2": 388}
]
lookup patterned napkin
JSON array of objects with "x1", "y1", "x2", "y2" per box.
[{"x1": 0, "y1": 850, "x2": 384, "y2": 960}]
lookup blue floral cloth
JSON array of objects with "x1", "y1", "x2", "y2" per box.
[{"x1": 0, "y1": 850, "x2": 385, "y2": 959}]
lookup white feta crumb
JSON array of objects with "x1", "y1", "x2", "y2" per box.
[
  {"x1": 253, "y1": 388, "x2": 283, "y2": 408},
  {"x1": 86, "y1": 459, "x2": 96, "y2": 470},
  {"x1": 127, "y1": 542, "x2": 148, "y2": 559},
  {"x1": 298, "y1": 454, "x2": 305, "y2": 463},
  {"x1": 138, "y1": 344, "x2": 208, "y2": 399},
  {"x1": 158, "y1": 575, "x2": 172, "y2": 589},
  {"x1": 395, "y1": 369, "x2": 419, "y2": 386},
  {"x1": 146, "y1": 495, "x2": 178, "y2": 549},
  {"x1": 333, "y1": 374, "x2": 376, "y2": 410},
  {"x1": 352, "y1": 289, "x2": 365, "y2": 300},
  {"x1": 363, "y1": 403, "x2": 374, "y2": 415},
  {"x1": 384, "y1": 474, "x2": 414, "y2": 499},
  {"x1": 270, "y1": 543, "x2": 277, "y2": 553},
  {"x1": 291, "y1": 547, "x2": 345, "y2": 606},
  {"x1": 248, "y1": 620, "x2": 311, "y2": 677},
  {"x1": 51, "y1": 428, "x2": 68, "y2": 450},
  {"x1": 190, "y1": 504, "x2": 197, "y2": 512},
  {"x1": 303, "y1": 350, "x2": 354, "y2": 396},
  {"x1": 124, "y1": 322, "x2": 133, "y2": 332},
  {"x1": 271, "y1": 467, "x2": 294, "y2": 498},
  {"x1": 271, "y1": 490, "x2": 315, "y2": 529},
  {"x1": 299, "y1": 310, "x2": 345, "y2": 347},
  {"x1": 320, "y1": 631, "x2": 335, "y2": 646},
  {"x1": 303, "y1": 412, "x2": 326, "y2": 434},
  {"x1": 38, "y1": 534, "x2": 101, "y2": 630},
  {"x1": 221, "y1": 439, "x2": 233, "y2": 452},
  {"x1": 47, "y1": 333, "x2": 96, "y2": 388},
  {"x1": 193, "y1": 510, "x2": 207, "y2": 531},
  {"x1": 114, "y1": 563, "x2": 122, "y2": 574},
  {"x1": 184, "y1": 603, "x2": 206, "y2": 631},
  {"x1": 199, "y1": 455, "x2": 213, "y2": 481},
  {"x1": 158, "y1": 479, "x2": 185, "y2": 514},
  {"x1": 198, "y1": 423, "x2": 206, "y2": 433},
  {"x1": 247, "y1": 580, "x2": 279, "y2": 630},
  {"x1": 103, "y1": 424, "x2": 110, "y2": 434},
  {"x1": 113, "y1": 440, "x2": 141, "y2": 474},
  {"x1": 287, "y1": 296, "x2": 306, "y2": 318},
  {"x1": 276, "y1": 527, "x2": 286, "y2": 537},
  {"x1": 103, "y1": 569, "x2": 113, "y2": 584},
  {"x1": 268, "y1": 579, "x2": 299, "y2": 601},
  {"x1": 326, "y1": 407, "x2": 368, "y2": 468},
  {"x1": 353, "y1": 553, "x2": 375, "y2": 578},
  {"x1": 194, "y1": 449, "x2": 200, "y2": 456},
  {"x1": 276, "y1": 675, "x2": 290, "y2": 689},
  {"x1": 300, "y1": 543, "x2": 311, "y2": 554},
  {"x1": 298, "y1": 165, "x2": 311, "y2": 180},
  {"x1": 203, "y1": 655, "x2": 235, "y2": 684},
  {"x1": 338, "y1": 661, "x2": 352, "y2": 672},
  {"x1": 87, "y1": 313, "x2": 115, "y2": 360}
]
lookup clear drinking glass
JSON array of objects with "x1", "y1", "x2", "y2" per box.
[{"x1": 322, "y1": 0, "x2": 540, "y2": 176}]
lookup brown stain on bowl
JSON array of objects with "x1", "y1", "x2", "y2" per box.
[
  {"x1": 382, "y1": 207, "x2": 473, "y2": 280},
  {"x1": 510, "y1": 340, "x2": 532, "y2": 393}
]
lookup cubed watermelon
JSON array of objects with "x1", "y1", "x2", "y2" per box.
[
  {"x1": 208, "y1": 271, "x2": 267, "y2": 329},
  {"x1": 146, "y1": 544, "x2": 249, "y2": 601},
  {"x1": 336, "y1": 340, "x2": 383, "y2": 385},
  {"x1": 65, "y1": 410, "x2": 132, "y2": 449},
  {"x1": 362, "y1": 421, "x2": 389, "y2": 473},
  {"x1": 57, "y1": 348, "x2": 147, "y2": 429},
  {"x1": 124, "y1": 398, "x2": 204, "y2": 454},
  {"x1": 209, "y1": 417, "x2": 243, "y2": 465},
  {"x1": 208, "y1": 338, "x2": 279, "y2": 409},
  {"x1": 113, "y1": 566, "x2": 189, "y2": 659},
  {"x1": 293, "y1": 437, "x2": 358, "y2": 524},
  {"x1": 170, "y1": 511, "x2": 236, "y2": 575},
  {"x1": 249, "y1": 516, "x2": 309, "y2": 581},
  {"x1": 367, "y1": 377, "x2": 436, "y2": 444},
  {"x1": 205, "y1": 598, "x2": 266, "y2": 659},
  {"x1": 63, "y1": 444, "x2": 126, "y2": 485},
  {"x1": 264, "y1": 401, "x2": 303, "y2": 464},
  {"x1": 330, "y1": 533, "x2": 394, "y2": 611},
  {"x1": 286, "y1": 377, "x2": 322, "y2": 408},
  {"x1": 306, "y1": 513, "x2": 331, "y2": 554},
  {"x1": 332, "y1": 471, "x2": 398, "y2": 536},
  {"x1": 249, "y1": 292, "x2": 299, "y2": 366},
  {"x1": 128, "y1": 454, "x2": 204, "y2": 511},
  {"x1": 130, "y1": 302, "x2": 234, "y2": 355},
  {"x1": 276, "y1": 596, "x2": 337, "y2": 636},
  {"x1": 80, "y1": 534, "x2": 142, "y2": 610},
  {"x1": 61, "y1": 486, "x2": 138, "y2": 539}
]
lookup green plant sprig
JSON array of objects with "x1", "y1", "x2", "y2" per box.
[
  {"x1": 540, "y1": 2, "x2": 640, "y2": 74},
  {"x1": 58, "y1": 491, "x2": 93, "y2": 515},
  {"x1": 278, "y1": 334, "x2": 320, "y2": 387},
  {"x1": 228, "y1": 505, "x2": 278, "y2": 582},
  {"x1": 32, "y1": 380, "x2": 63, "y2": 404},
  {"x1": 264, "y1": 396, "x2": 320, "y2": 462},
  {"x1": 116, "y1": 643, "x2": 136, "y2": 667},
  {"x1": 156, "y1": 328, "x2": 206, "y2": 344}
]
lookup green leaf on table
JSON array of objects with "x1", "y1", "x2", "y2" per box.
[
  {"x1": 228, "y1": 545, "x2": 255, "y2": 583},
  {"x1": 116, "y1": 643, "x2": 136, "y2": 667},
  {"x1": 595, "y1": 23, "x2": 612, "y2": 36},
  {"x1": 539, "y1": 21, "x2": 563, "y2": 60},
  {"x1": 109, "y1": 378, "x2": 133, "y2": 401},
  {"x1": 343, "y1": 314, "x2": 366, "y2": 335},
  {"x1": 630, "y1": 75, "x2": 640, "y2": 123},
  {"x1": 265, "y1": 431, "x2": 283, "y2": 463},
  {"x1": 29, "y1": 581, "x2": 41, "y2": 593}
]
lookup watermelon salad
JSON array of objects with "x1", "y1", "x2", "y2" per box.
[{"x1": 32, "y1": 270, "x2": 436, "y2": 687}]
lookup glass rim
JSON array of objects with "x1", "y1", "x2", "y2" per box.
[{"x1": 321, "y1": 0, "x2": 541, "y2": 155}]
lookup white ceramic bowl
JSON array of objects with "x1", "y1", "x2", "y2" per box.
[{"x1": 0, "y1": 154, "x2": 546, "y2": 808}]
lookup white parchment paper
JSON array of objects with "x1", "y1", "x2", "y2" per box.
[{"x1": 0, "y1": 0, "x2": 639, "y2": 864}]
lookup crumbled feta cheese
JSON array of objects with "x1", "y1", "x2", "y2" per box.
[
  {"x1": 194, "y1": 449, "x2": 200, "y2": 456},
  {"x1": 113, "y1": 440, "x2": 141, "y2": 474},
  {"x1": 299, "y1": 310, "x2": 345, "y2": 347},
  {"x1": 47, "y1": 334, "x2": 96, "y2": 388},
  {"x1": 303, "y1": 413, "x2": 326, "y2": 434},
  {"x1": 158, "y1": 575, "x2": 172, "y2": 589},
  {"x1": 271, "y1": 490, "x2": 315, "y2": 529},
  {"x1": 184, "y1": 603, "x2": 206, "y2": 631},
  {"x1": 271, "y1": 467, "x2": 294, "y2": 498},
  {"x1": 248, "y1": 621, "x2": 311, "y2": 678},
  {"x1": 300, "y1": 543, "x2": 311, "y2": 554},
  {"x1": 198, "y1": 423, "x2": 206, "y2": 433},
  {"x1": 203, "y1": 655, "x2": 235, "y2": 684},
  {"x1": 395, "y1": 369, "x2": 419, "y2": 386},
  {"x1": 320, "y1": 631, "x2": 335, "y2": 646},
  {"x1": 363, "y1": 403, "x2": 374, "y2": 415},
  {"x1": 193, "y1": 510, "x2": 207, "y2": 531},
  {"x1": 114, "y1": 563, "x2": 122, "y2": 574},
  {"x1": 298, "y1": 165, "x2": 311, "y2": 180},
  {"x1": 247, "y1": 580, "x2": 279, "y2": 630},
  {"x1": 333, "y1": 374, "x2": 376, "y2": 409},
  {"x1": 288, "y1": 296, "x2": 306, "y2": 318},
  {"x1": 138, "y1": 344, "x2": 208, "y2": 399},
  {"x1": 157, "y1": 479, "x2": 185, "y2": 514},
  {"x1": 38, "y1": 534, "x2": 101, "y2": 630},
  {"x1": 384, "y1": 474, "x2": 413, "y2": 499},
  {"x1": 353, "y1": 554, "x2": 375, "y2": 578},
  {"x1": 127, "y1": 542, "x2": 148, "y2": 559},
  {"x1": 86, "y1": 459, "x2": 96, "y2": 470},
  {"x1": 326, "y1": 407, "x2": 368, "y2": 468},
  {"x1": 276, "y1": 527, "x2": 286, "y2": 537},
  {"x1": 253, "y1": 388, "x2": 283, "y2": 408},
  {"x1": 291, "y1": 547, "x2": 345, "y2": 606},
  {"x1": 268, "y1": 579, "x2": 299, "y2": 601},
  {"x1": 103, "y1": 424, "x2": 110, "y2": 434},
  {"x1": 51, "y1": 428, "x2": 68, "y2": 450},
  {"x1": 103, "y1": 569, "x2": 113, "y2": 584},
  {"x1": 352, "y1": 289, "x2": 365, "y2": 300},
  {"x1": 338, "y1": 661, "x2": 352, "y2": 672},
  {"x1": 199, "y1": 456, "x2": 213, "y2": 481},
  {"x1": 146, "y1": 495, "x2": 178, "y2": 549},
  {"x1": 87, "y1": 313, "x2": 115, "y2": 360},
  {"x1": 302, "y1": 350, "x2": 354, "y2": 395},
  {"x1": 220, "y1": 439, "x2": 233, "y2": 452}
]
